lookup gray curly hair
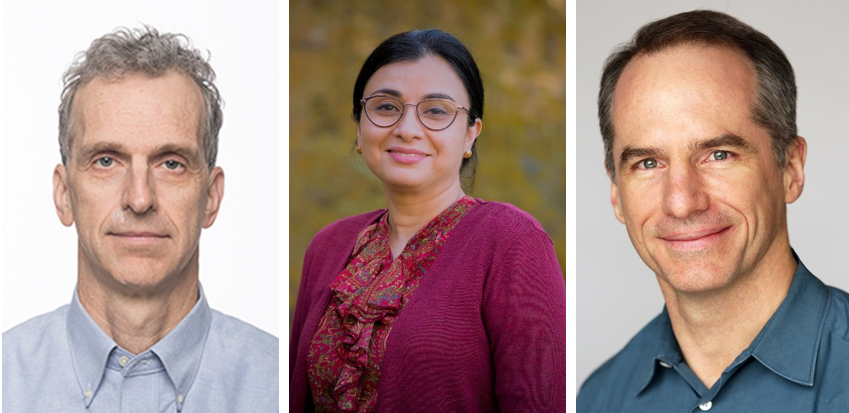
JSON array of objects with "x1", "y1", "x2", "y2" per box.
[{"x1": 58, "y1": 26, "x2": 223, "y2": 169}]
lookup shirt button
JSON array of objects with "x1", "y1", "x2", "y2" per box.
[
  {"x1": 699, "y1": 401, "x2": 713, "y2": 411},
  {"x1": 84, "y1": 390, "x2": 93, "y2": 399},
  {"x1": 658, "y1": 361, "x2": 672, "y2": 368},
  {"x1": 118, "y1": 356, "x2": 130, "y2": 367},
  {"x1": 177, "y1": 394, "x2": 184, "y2": 404}
]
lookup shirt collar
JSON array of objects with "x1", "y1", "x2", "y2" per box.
[
  {"x1": 66, "y1": 285, "x2": 213, "y2": 408},
  {"x1": 150, "y1": 285, "x2": 212, "y2": 407},
  {"x1": 635, "y1": 252, "x2": 830, "y2": 394},
  {"x1": 634, "y1": 307, "x2": 680, "y2": 395},
  {"x1": 67, "y1": 288, "x2": 118, "y2": 406},
  {"x1": 745, "y1": 254, "x2": 829, "y2": 386}
]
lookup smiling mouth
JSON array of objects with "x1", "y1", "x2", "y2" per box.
[
  {"x1": 387, "y1": 149, "x2": 428, "y2": 156},
  {"x1": 390, "y1": 152, "x2": 425, "y2": 156},
  {"x1": 659, "y1": 226, "x2": 731, "y2": 250},
  {"x1": 387, "y1": 148, "x2": 428, "y2": 164}
]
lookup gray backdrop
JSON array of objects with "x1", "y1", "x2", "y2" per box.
[{"x1": 578, "y1": 0, "x2": 849, "y2": 387}]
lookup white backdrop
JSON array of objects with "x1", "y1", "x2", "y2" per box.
[
  {"x1": 0, "y1": 0, "x2": 280, "y2": 338},
  {"x1": 577, "y1": 0, "x2": 849, "y2": 388}
]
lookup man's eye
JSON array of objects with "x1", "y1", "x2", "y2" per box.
[
  {"x1": 711, "y1": 150, "x2": 729, "y2": 161},
  {"x1": 96, "y1": 157, "x2": 114, "y2": 167},
  {"x1": 163, "y1": 160, "x2": 183, "y2": 170},
  {"x1": 640, "y1": 159, "x2": 658, "y2": 169}
]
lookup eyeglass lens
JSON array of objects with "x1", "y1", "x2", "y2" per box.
[{"x1": 364, "y1": 96, "x2": 460, "y2": 130}]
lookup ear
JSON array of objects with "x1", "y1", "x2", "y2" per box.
[
  {"x1": 783, "y1": 136, "x2": 806, "y2": 204},
  {"x1": 464, "y1": 118, "x2": 483, "y2": 152},
  {"x1": 202, "y1": 166, "x2": 225, "y2": 228},
  {"x1": 609, "y1": 168, "x2": 625, "y2": 224},
  {"x1": 53, "y1": 164, "x2": 75, "y2": 227}
]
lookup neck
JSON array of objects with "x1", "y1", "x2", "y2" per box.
[
  {"x1": 383, "y1": 180, "x2": 466, "y2": 258},
  {"x1": 659, "y1": 240, "x2": 796, "y2": 389},
  {"x1": 77, "y1": 249, "x2": 200, "y2": 355}
]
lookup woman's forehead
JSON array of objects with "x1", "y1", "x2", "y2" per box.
[{"x1": 364, "y1": 55, "x2": 469, "y2": 103}]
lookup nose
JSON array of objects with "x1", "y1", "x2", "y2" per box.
[
  {"x1": 122, "y1": 164, "x2": 157, "y2": 214},
  {"x1": 391, "y1": 103, "x2": 424, "y2": 142},
  {"x1": 661, "y1": 164, "x2": 709, "y2": 219}
]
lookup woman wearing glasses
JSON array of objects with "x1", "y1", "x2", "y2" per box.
[{"x1": 290, "y1": 30, "x2": 565, "y2": 412}]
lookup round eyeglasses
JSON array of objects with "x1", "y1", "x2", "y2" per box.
[{"x1": 360, "y1": 95, "x2": 471, "y2": 131}]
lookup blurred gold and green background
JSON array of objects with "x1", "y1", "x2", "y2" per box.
[{"x1": 290, "y1": 0, "x2": 566, "y2": 326}]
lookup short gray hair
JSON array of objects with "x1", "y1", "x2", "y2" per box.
[
  {"x1": 599, "y1": 10, "x2": 797, "y2": 177},
  {"x1": 58, "y1": 26, "x2": 223, "y2": 169}
]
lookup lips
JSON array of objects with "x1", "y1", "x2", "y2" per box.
[
  {"x1": 658, "y1": 226, "x2": 731, "y2": 251},
  {"x1": 387, "y1": 147, "x2": 428, "y2": 164},
  {"x1": 108, "y1": 231, "x2": 169, "y2": 245}
]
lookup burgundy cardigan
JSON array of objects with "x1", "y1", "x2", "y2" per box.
[{"x1": 289, "y1": 200, "x2": 566, "y2": 412}]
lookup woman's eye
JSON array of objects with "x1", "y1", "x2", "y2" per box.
[
  {"x1": 375, "y1": 103, "x2": 401, "y2": 113},
  {"x1": 711, "y1": 150, "x2": 729, "y2": 161},
  {"x1": 96, "y1": 157, "x2": 114, "y2": 167},
  {"x1": 164, "y1": 160, "x2": 182, "y2": 170},
  {"x1": 640, "y1": 159, "x2": 658, "y2": 169}
]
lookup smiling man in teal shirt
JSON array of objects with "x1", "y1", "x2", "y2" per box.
[
  {"x1": 578, "y1": 10, "x2": 849, "y2": 412},
  {"x1": 2, "y1": 27, "x2": 278, "y2": 412}
]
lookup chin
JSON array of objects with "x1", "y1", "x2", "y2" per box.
[
  {"x1": 382, "y1": 175, "x2": 427, "y2": 190},
  {"x1": 106, "y1": 260, "x2": 182, "y2": 292},
  {"x1": 656, "y1": 261, "x2": 739, "y2": 293}
]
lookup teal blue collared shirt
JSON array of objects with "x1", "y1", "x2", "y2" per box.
[
  {"x1": 3, "y1": 286, "x2": 278, "y2": 412},
  {"x1": 578, "y1": 256, "x2": 849, "y2": 412}
]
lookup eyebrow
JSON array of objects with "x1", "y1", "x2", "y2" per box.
[
  {"x1": 688, "y1": 133, "x2": 757, "y2": 154},
  {"x1": 76, "y1": 142, "x2": 126, "y2": 163},
  {"x1": 617, "y1": 133, "x2": 757, "y2": 170},
  {"x1": 368, "y1": 88, "x2": 457, "y2": 102},
  {"x1": 155, "y1": 143, "x2": 202, "y2": 164},
  {"x1": 76, "y1": 142, "x2": 201, "y2": 165},
  {"x1": 618, "y1": 146, "x2": 664, "y2": 170}
]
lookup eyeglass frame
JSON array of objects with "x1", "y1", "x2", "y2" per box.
[{"x1": 359, "y1": 94, "x2": 473, "y2": 131}]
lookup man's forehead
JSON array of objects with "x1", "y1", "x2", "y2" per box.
[
  {"x1": 615, "y1": 44, "x2": 756, "y2": 104},
  {"x1": 610, "y1": 44, "x2": 759, "y2": 150},
  {"x1": 70, "y1": 71, "x2": 204, "y2": 151}
]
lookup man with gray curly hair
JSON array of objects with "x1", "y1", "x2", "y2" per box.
[{"x1": 2, "y1": 27, "x2": 278, "y2": 412}]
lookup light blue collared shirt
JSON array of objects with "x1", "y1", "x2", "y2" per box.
[{"x1": 3, "y1": 286, "x2": 278, "y2": 412}]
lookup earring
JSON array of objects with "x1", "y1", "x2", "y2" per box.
[
  {"x1": 463, "y1": 150, "x2": 472, "y2": 159},
  {"x1": 356, "y1": 146, "x2": 362, "y2": 154}
]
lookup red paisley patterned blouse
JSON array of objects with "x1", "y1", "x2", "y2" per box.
[{"x1": 306, "y1": 196, "x2": 476, "y2": 412}]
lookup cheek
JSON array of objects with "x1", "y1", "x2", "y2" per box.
[
  {"x1": 359, "y1": 123, "x2": 386, "y2": 145},
  {"x1": 71, "y1": 180, "x2": 115, "y2": 223},
  {"x1": 620, "y1": 181, "x2": 659, "y2": 224}
]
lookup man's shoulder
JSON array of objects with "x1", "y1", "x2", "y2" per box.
[
  {"x1": 578, "y1": 311, "x2": 665, "y2": 410},
  {"x1": 208, "y1": 310, "x2": 278, "y2": 359},
  {"x1": 3, "y1": 305, "x2": 73, "y2": 394},
  {"x1": 3, "y1": 305, "x2": 69, "y2": 353},
  {"x1": 825, "y1": 284, "x2": 849, "y2": 341}
]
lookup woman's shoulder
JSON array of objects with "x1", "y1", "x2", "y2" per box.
[
  {"x1": 467, "y1": 199, "x2": 549, "y2": 237},
  {"x1": 309, "y1": 209, "x2": 386, "y2": 246}
]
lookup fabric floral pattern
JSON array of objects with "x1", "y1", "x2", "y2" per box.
[{"x1": 307, "y1": 196, "x2": 476, "y2": 412}]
